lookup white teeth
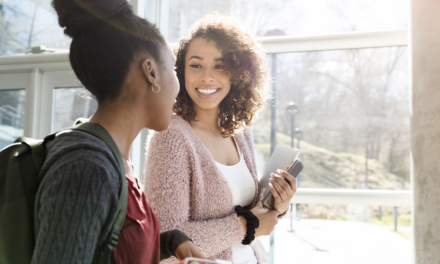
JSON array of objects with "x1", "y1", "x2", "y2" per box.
[{"x1": 197, "y1": 88, "x2": 218, "y2": 95}]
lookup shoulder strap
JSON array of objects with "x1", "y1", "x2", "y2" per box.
[
  {"x1": 14, "y1": 137, "x2": 45, "y2": 171},
  {"x1": 67, "y1": 122, "x2": 127, "y2": 263}
]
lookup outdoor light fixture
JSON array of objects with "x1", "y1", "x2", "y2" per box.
[
  {"x1": 294, "y1": 128, "x2": 303, "y2": 138},
  {"x1": 286, "y1": 102, "x2": 300, "y2": 116}
]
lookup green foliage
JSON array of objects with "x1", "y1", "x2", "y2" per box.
[
  {"x1": 369, "y1": 214, "x2": 411, "y2": 227},
  {"x1": 254, "y1": 132, "x2": 410, "y2": 190}
]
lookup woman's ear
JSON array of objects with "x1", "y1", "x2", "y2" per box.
[{"x1": 141, "y1": 58, "x2": 157, "y2": 86}]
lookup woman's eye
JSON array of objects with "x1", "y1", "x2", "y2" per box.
[
  {"x1": 215, "y1": 65, "x2": 225, "y2": 70},
  {"x1": 190, "y1": 64, "x2": 202, "y2": 69}
]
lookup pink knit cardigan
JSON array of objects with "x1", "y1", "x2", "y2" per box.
[{"x1": 144, "y1": 116, "x2": 261, "y2": 263}]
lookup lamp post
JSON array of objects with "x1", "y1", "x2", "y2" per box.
[
  {"x1": 294, "y1": 128, "x2": 303, "y2": 150},
  {"x1": 287, "y1": 102, "x2": 301, "y2": 229},
  {"x1": 294, "y1": 128, "x2": 304, "y2": 189},
  {"x1": 286, "y1": 102, "x2": 300, "y2": 148}
]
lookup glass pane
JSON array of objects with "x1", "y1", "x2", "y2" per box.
[
  {"x1": 53, "y1": 87, "x2": 98, "y2": 132},
  {"x1": 258, "y1": 204, "x2": 411, "y2": 264},
  {"x1": 0, "y1": 0, "x2": 71, "y2": 56},
  {"x1": 253, "y1": 47, "x2": 409, "y2": 190},
  {"x1": 167, "y1": 0, "x2": 408, "y2": 43},
  {"x1": 137, "y1": 0, "x2": 158, "y2": 23},
  {"x1": 0, "y1": 89, "x2": 26, "y2": 149}
]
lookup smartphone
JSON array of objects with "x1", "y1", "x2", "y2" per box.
[
  {"x1": 183, "y1": 258, "x2": 232, "y2": 264},
  {"x1": 262, "y1": 159, "x2": 304, "y2": 209},
  {"x1": 258, "y1": 147, "x2": 299, "y2": 198}
]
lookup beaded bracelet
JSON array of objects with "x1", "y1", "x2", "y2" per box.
[{"x1": 235, "y1": 205, "x2": 260, "y2": 245}]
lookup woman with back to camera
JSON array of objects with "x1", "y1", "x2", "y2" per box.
[
  {"x1": 32, "y1": 0, "x2": 205, "y2": 263},
  {"x1": 144, "y1": 14, "x2": 297, "y2": 264}
]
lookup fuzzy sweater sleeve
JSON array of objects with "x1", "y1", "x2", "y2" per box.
[{"x1": 144, "y1": 129, "x2": 245, "y2": 259}]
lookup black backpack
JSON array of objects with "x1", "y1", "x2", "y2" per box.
[{"x1": 0, "y1": 122, "x2": 127, "y2": 264}]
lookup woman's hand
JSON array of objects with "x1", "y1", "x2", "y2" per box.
[
  {"x1": 269, "y1": 169, "x2": 297, "y2": 215},
  {"x1": 175, "y1": 240, "x2": 206, "y2": 260},
  {"x1": 249, "y1": 196, "x2": 279, "y2": 236}
]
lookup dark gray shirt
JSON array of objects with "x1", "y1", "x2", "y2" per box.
[{"x1": 32, "y1": 130, "x2": 189, "y2": 263}]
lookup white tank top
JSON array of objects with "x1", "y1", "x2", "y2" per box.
[{"x1": 215, "y1": 138, "x2": 257, "y2": 264}]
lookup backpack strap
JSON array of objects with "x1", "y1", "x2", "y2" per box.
[
  {"x1": 14, "y1": 137, "x2": 45, "y2": 171},
  {"x1": 68, "y1": 123, "x2": 128, "y2": 263}
]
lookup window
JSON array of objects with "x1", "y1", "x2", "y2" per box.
[
  {"x1": 0, "y1": 0, "x2": 71, "y2": 56},
  {"x1": 165, "y1": 0, "x2": 408, "y2": 42},
  {"x1": 0, "y1": 1, "x2": 411, "y2": 263},
  {"x1": 254, "y1": 47, "x2": 409, "y2": 190},
  {"x1": 0, "y1": 89, "x2": 25, "y2": 149},
  {"x1": 53, "y1": 87, "x2": 97, "y2": 132}
]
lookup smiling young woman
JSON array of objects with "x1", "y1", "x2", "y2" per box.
[{"x1": 144, "y1": 14, "x2": 298, "y2": 264}]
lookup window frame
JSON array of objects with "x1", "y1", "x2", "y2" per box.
[{"x1": 0, "y1": 2, "x2": 412, "y2": 263}]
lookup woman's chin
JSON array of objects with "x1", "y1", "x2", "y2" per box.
[
  {"x1": 193, "y1": 101, "x2": 222, "y2": 112},
  {"x1": 147, "y1": 117, "x2": 171, "y2": 132}
]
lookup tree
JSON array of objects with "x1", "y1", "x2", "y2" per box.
[{"x1": 0, "y1": 0, "x2": 70, "y2": 55}]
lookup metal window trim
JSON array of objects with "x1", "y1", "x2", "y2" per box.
[
  {"x1": 294, "y1": 188, "x2": 411, "y2": 207},
  {"x1": 167, "y1": 29, "x2": 408, "y2": 53},
  {"x1": 258, "y1": 29, "x2": 408, "y2": 53},
  {"x1": 25, "y1": 68, "x2": 42, "y2": 138},
  {"x1": 0, "y1": 30, "x2": 409, "y2": 69}
]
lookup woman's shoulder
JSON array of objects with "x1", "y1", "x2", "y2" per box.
[
  {"x1": 169, "y1": 115, "x2": 192, "y2": 130},
  {"x1": 147, "y1": 115, "x2": 194, "y2": 146},
  {"x1": 236, "y1": 126, "x2": 254, "y2": 143}
]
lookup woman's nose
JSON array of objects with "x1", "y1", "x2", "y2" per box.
[{"x1": 201, "y1": 68, "x2": 215, "y2": 82}]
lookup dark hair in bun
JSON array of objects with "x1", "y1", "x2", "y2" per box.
[{"x1": 52, "y1": 0, "x2": 166, "y2": 103}]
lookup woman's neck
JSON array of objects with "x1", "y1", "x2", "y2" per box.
[
  {"x1": 192, "y1": 105, "x2": 221, "y2": 134},
  {"x1": 90, "y1": 101, "x2": 143, "y2": 159}
]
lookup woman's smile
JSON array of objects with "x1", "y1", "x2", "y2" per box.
[{"x1": 196, "y1": 86, "x2": 221, "y2": 98}]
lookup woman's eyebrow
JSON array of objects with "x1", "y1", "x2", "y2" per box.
[
  {"x1": 214, "y1": 58, "x2": 223, "y2": 62},
  {"x1": 188, "y1": 55, "x2": 203, "y2": 60}
]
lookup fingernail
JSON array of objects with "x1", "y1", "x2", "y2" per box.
[
  {"x1": 269, "y1": 178, "x2": 274, "y2": 182},
  {"x1": 269, "y1": 183, "x2": 273, "y2": 188},
  {"x1": 277, "y1": 169, "x2": 284, "y2": 174}
]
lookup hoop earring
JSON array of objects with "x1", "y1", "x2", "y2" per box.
[{"x1": 151, "y1": 84, "x2": 161, "y2": 93}]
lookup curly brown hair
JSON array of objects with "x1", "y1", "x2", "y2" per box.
[{"x1": 173, "y1": 13, "x2": 270, "y2": 137}]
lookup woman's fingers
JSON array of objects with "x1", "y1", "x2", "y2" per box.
[
  {"x1": 268, "y1": 182, "x2": 280, "y2": 201},
  {"x1": 175, "y1": 240, "x2": 206, "y2": 260},
  {"x1": 277, "y1": 169, "x2": 297, "y2": 194},
  {"x1": 270, "y1": 173, "x2": 290, "y2": 199},
  {"x1": 269, "y1": 179, "x2": 287, "y2": 201},
  {"x1": 268, "y1": 170, "x2": 299, "y2": 214},
  {"x1": 191, "y1": 247, "x2": 206, "y2": 259}
]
